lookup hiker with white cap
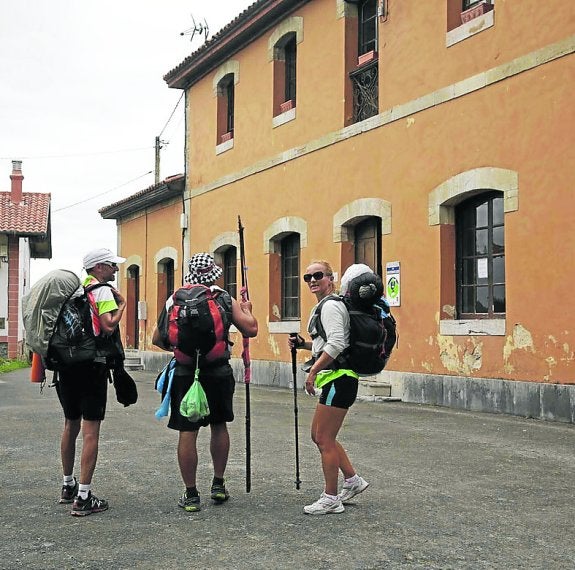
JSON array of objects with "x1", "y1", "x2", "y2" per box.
[
  {"x1": 57, "y1": 247, "x2": 127, "y2": 516},
  {"x1": 152, "y1": 252, "x2": 258, "y2": 512}
]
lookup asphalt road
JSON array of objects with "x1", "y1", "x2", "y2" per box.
[{"x1": 1, "y1": 367, "x2": 574, "y2": 570}]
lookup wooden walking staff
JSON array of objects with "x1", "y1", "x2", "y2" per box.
[{"x1": 237, "y1": 215, "x2": 252, "y2": 493}]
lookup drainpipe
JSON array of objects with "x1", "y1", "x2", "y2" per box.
[{"x1": 181, "y1": 90, "x2": 190, "y2": 285}]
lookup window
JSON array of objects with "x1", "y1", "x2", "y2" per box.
[
  {"x1": 217, "y1": 73, "x2": 235, "y2": 145},
  {"x1": 225, "y1": 81, "x2": 234, "y2": 134},
  {"x1": 349, "y1": 0, "x2": 379, "y2": 123},
  {"x1": 126, "y1": 265, "x2": 140, "y2": 349},
  {"x1": 456, "y1": 192, "x2": 505, "y2": 318},
  {"x1": 223, "y1": 247, "x2": 237, "y2": 299},
  {"x1": 166, "y1": 260, "x2": 174, "y2": 298},
  {"x1": 354, "y1": 217, "x2": 382, "y2": 276},
  {"x1": 358, "y1": 0, "x2": 378, "y2": 56},
  {"x1": 265, "y1": 217, "x2": 307, "y2": 330},
  {"x1": 285, "y1": 36, "x2": 297, "y2": 105},
  {"x1": 157, "y1": 258, "x2": 174, "y2": 317},
  {"x1": 281, "y1": 234, "x2": 300, "y2": 320},
  {"x1": 462, "y1": 0, "x2": 485, "y2": 9},
  {"x1": 273, "y1": 32, "x2": 297, "y2": 118},
  {"x1": 447, "y1": 0, "x2": 494, "y2": 39}
]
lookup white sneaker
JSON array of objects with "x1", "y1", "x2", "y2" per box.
[
  {"x1": 303, "y1": 492, "x2": 345, "y2": 515},
  {"x1": 338, "y1": 476, "x2": 369, "y2": 504}
]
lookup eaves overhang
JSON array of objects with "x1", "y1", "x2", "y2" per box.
[
  {"x1": 164, "y1": 0, "x2": 309, "y2": 90},
  {"x1": 99, "y1": 174, "x2": 185, "y2": 220}
]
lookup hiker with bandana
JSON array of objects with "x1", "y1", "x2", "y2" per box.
[{"x1": 152, "y1": 253, "x2": 258, "y2": 512}]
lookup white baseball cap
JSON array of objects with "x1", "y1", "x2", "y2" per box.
[{"x1": 83, "y1": 248, "x2": 126, "y2": 270}]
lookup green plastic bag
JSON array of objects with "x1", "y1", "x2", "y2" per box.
[{"x1": 180, "y1": 371, "x2": 210, "y2": 422}]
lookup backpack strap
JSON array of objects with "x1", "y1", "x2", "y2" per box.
[
  {"x1": 211, "y1": 288, "x2": 233, "y2": 319},
  {"x1": 211, "y1": 288, "x2": 234, "y2": 344},
  {"x1": 83, "y1": 282, "x2": 113, "y2": 309},
  {"x1": 83, "y1": 282, "x2": 115, "y2": 328},
  {"x1": 309, "y1": 294, "x2": 342, "y2": 341},
  {"x1": 84, "y1": 282, "x2": 113, "y2": 294}
]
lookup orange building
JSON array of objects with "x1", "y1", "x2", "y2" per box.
[{"x1": 101, "y1": 0, "x2": 575, "y2": 422}]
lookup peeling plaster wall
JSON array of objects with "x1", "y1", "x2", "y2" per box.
[{"x1": 114, "y1": 0, "x2": 575, "y2": 423}]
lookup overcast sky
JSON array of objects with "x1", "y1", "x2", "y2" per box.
[{"x1": 0, "y1": 1, "x2": 253, "y2": 284}]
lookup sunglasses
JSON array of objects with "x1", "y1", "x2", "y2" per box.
[
  {"x1": 100, "y1": 262, "x2": 118, "y2": 269},
  {"x1": 303, "y1": 271, "x2": 329, "y2": 283}
]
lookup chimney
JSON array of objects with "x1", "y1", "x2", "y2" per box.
[{"x1": 10, "y1": 160, "x2": 23, "y2": 204}]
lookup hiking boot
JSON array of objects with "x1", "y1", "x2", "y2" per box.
[
  {"x1": 303, "y1": 492, "x2": 345, "y2": 515},
  {"x1": 210, "y1": 482, "x2": 229, "y2": 503},
  {"x1": 338, "y1": 476, "x2": 369, "y2": 504},
  {"x1": 59, "y1": 478, "x2": 78, "y2": 504},
  {"x1": 178, "y1": 492, "x2": 201, "y2": 512},
  {"x1": 71, "y1": 492, "x2": 109, "y2": 517}
]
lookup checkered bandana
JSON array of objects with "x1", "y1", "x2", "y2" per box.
[{"x1": 184, "y1": 252, "x2": 223, "y2": 285}]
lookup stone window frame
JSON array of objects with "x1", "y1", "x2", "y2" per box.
[
  {"x1": 264, "y1": 217, "x2": 308, "y2": 334},
  {"x1": 429, "y1": 167, "x2": 518, "y2": 336},
  {"x1": 269, "y1": 17, "x2": 303, "y2": 128},
  {"x1": 446, "y1": 0, "x2": 495, "y2": 47},
  {"x1": 211, "y1": 232, "x2": 240, "y2": 299},
  {"x1": 213, "y1": 61, "x2": 240, "y2": 153},
  {"x1": 333, "y1": 198, "x2": 391, "y2": 274}
]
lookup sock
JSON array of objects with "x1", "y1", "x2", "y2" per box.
[
  {"x1": 345, "y1": 474, "x2": 360, "y2": 485},
  {"x1": 78, "y1": 484, "x2": 91, "y2": 500},
  {"x1": 324, "y1": 492, "x2": 339, "y2": 501},
  {"x1": 63, "y1": 475, "x2": 75, "y2": 487},
  {"x1": 186, "y1": 486, "x2": 199, "y2": 497},
  {"x1": 212, "y1": 477, "x2": 224, "y2": 486}
]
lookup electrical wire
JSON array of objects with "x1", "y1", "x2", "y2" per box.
[
  {"x1": 2, "y1": 98, "x2": 183, "y2": 161},
  {"x1": 53, "y1": 170, "x2": 153, "y2": 213},
  {"x1": 158, "y1": 91, "x2": 185, "y2": 138}
]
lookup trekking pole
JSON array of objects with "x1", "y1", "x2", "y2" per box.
[
  {"x1": 238, "y1": 215, "x2": 252, "y2": 493},
  {"x1": 289, "y1": 334, "x2": 302, "y2": 490}
]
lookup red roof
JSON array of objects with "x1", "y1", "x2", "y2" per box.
[{"x1": 0, "y1": 192, "x2": 51, "y2": 235}]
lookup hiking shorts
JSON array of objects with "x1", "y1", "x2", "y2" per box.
[
  {"x1": 168, "y1": 362, "x2": 236, "y2": 431},
  {"x1": 318, "y1": 374, "x2": 359, "y2": 409},
  {"x1": 55, "y1": 362, "x2": 108, "y2": 421}
]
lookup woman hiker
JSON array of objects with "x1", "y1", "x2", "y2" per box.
[{"x1": 288, "y1": 260, "x2": 369, "y2": 515}]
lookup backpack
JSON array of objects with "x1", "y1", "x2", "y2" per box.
[
  {"x1": 311, "y1": 272, "x2": 397, "y2": 376},
  {"x1": 22, "y1": 269, "x2": 125, "y2": 371},
  {"x1": 157, "y1": 284, "x2": 233, "y2": 367}
]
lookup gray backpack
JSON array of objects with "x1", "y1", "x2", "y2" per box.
[{"x1": 22, "y1": 269, "x2": 123, "y2": 370}]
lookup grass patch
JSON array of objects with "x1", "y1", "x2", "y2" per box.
[{"x1": 0, "y1": 358, "x2": 30, "y2": 374}]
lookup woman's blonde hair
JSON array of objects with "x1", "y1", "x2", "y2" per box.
[
  {"x1": 309, "y1": 260, "x2": 334, "y2": 276},
  {"x1": 308, "y1": 260, "x2": 335, "y2": 292}
]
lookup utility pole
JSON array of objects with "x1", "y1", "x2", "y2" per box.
[{"x1": 155, "y1": 136, "x2": 161, "y2": 184}]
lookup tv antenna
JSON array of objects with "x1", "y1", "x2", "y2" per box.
[{"x1": 180, "y1": 15, "x2": 210, "y2": 43}]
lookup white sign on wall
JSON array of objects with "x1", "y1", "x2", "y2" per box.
[{"x1": 385, "y1": 261, "x2": 400, "y2": 307}]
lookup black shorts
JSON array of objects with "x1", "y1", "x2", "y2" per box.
[
  {"x1": 55, "y1": 362, "x2": 109, "y2": 421},
  {"x1": 167, "y1": 362, "x2": 236, "y2": 431},
  {"x1": 318, "y1": 374, "x2": 359, "y2": 409}
]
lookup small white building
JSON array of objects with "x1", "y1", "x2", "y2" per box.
[{"x1": 0, "y1": 161, "x2": 51, "y2": 358}]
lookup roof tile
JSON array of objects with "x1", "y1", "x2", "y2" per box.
[{"x1": 0, "y1": 192, "x2": 51, "y2": 235}]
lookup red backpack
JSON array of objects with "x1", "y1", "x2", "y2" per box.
[{"x1": 158, "y1": 284, "x2": 233, "y2": 366}]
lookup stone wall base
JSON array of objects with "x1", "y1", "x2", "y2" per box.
[
  {"x1": 383, "y1": 370, "x2": 575, "y2": 424},
  {"x1": 139, "y1": 352, "x2": 575, "y2": 424}
]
